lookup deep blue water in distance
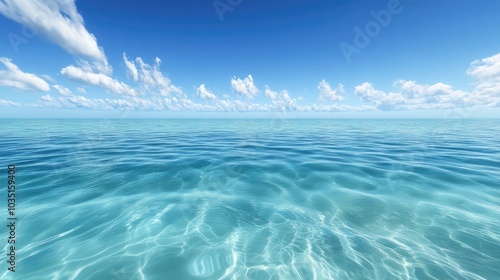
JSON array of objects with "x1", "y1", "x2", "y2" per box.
[{"x1": 1, "y1": 119, "x2": 499, "y2": 279}]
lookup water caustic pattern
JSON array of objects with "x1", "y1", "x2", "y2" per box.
[{"x1": 1, "y1": 119, "x2": 499, "y2": 279}]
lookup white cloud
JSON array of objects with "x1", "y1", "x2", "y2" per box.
[
  {"x1": 38, "y1": 93, "x2": 109, "y2": 109},
  {"x1": 61, "y1": 65, "x2": 137, "y2": 96},
  {"x1": 123, "y1": 53, "x2": 138, "y2": 81},
  {"x1": 0, "y1": 57, "x2": 50, "y2": 92},
  {"x1": 0, "y1": 99, "x2": 20, "y2": 106},
  {"x1": 354, "y1": 82, "x2": 388, "y2": 106},
  {"x1": 53, "y1": 84, "x2": 72, "y2": 96},
  {"x1": 355, "y1": 53, "x2": 500, "y2": 110},
  {"x1": 76, "y1": 87, "x2": 86, "y2": 93},
  {"x1": 24, "y1": 51, "x2": 500, "y2": 112},
  {"x1": 355, "y1": 80, "x2": 474, "y2": 110},
  {"x1": 262, "y1": 86, "x2": 299, "y2": 111},
  {"x1": 122, "y1": 55, "x2": 182, "y2": 96},
  {"x1": 197, "y1": 84, "x2": 217, "y2": 100},
  {"x1": 32, "y1": 90, "x2": 374, "y2": 113},
  {"x1": 309, "y1": 104, "x2": 375, "y2": 112},
  {"x1": 265, "y1": 86, "x2": 292, "y2": 101},
  {"x1": 467, "y1": 53, "x2": 500, "y2": 96},
  {"x1": 318, "y1": 80, "x2": 344, "y2": 101},
  {"x1": 264, "y1": 86, "x2": 278, "y2": 100},
  {"x1": 467, "y1": 53, "x2": 500, "y2": 81},
  {"x1": 136, "y1": 56, "x2": 182, "y2": 96},
  {"x1": 37, "y1": 92, "x2": 171, "y2": 111},
  {"x1": 231, "y1": 75, "x2": 258, "y2": 98},
  {"x1": 0, "y1": 0, "x2": 107, "y2": 67}
]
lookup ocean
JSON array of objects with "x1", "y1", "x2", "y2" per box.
[{"x1": 1, "y1": 119, "x2": 499, "y2": 279}]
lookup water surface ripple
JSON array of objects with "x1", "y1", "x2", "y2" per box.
[{"x1": 1, "y1": 119, "x2": 499, "y2": 279}]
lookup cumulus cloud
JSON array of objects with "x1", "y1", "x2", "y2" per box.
[
  {"x1": 263, "y1": 86, "x2": 299, "y2": 111},
  {"x1": 231, "y1": 75, "x2": 258, "y2": 98},
  {"x1": 122, "y1": 54, "x2": 182, "y2": 96},
  {"x1": 318, "y1": 80, "x2": 344, "y2": 101},
  {"x1": 197, "y1": 84, "x2": 217, "y2": 100},
  {"x1": 354, "y1": 82, "x2": 387, "y2": 105},
  {"x1": 264, "y1": 86, "x2": 278, "y2": 100},
  {"x1": 61, "y1": 65, "x2": 137, "y2": 96},
  {"x1": 0, "y1": 0, "x2": 107, "y2": 68},
  {"x1": 355, "y1": 53, "x2": 500, "y2": 110},
  {"x1": 264, "y1": 86, "x2": 292, "y2": 100},
  {"x1": 467, "y1": 53, "x2": 500, "y2": 96},
  {"x1": 355, "y1": 80, "x2": 474, "y2": 110},
  {"x1": 0, "y1": 57, "x2": 50, "y2": 92},
  {"x1": 19, "y1": 49, "x2": 500, "y2": 113},
  {"x1": 467, "y1": 53, "x2": 500, "y2": 82},
  {"x1": 53, "y1": 84, "x2": 72, "y2": 96}
]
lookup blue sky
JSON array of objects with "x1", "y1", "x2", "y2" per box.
[{"x1": 0, "y1": 0, "x2": 499, "y2": 117}]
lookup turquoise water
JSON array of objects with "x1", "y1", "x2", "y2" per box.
[{"x1": 1, "y1": 119, "x2": 499, "y2": 279}]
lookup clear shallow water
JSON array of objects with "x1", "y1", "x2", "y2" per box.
[{"x1": 1, "y1": 119, "x2": 499, "y2": 280}]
